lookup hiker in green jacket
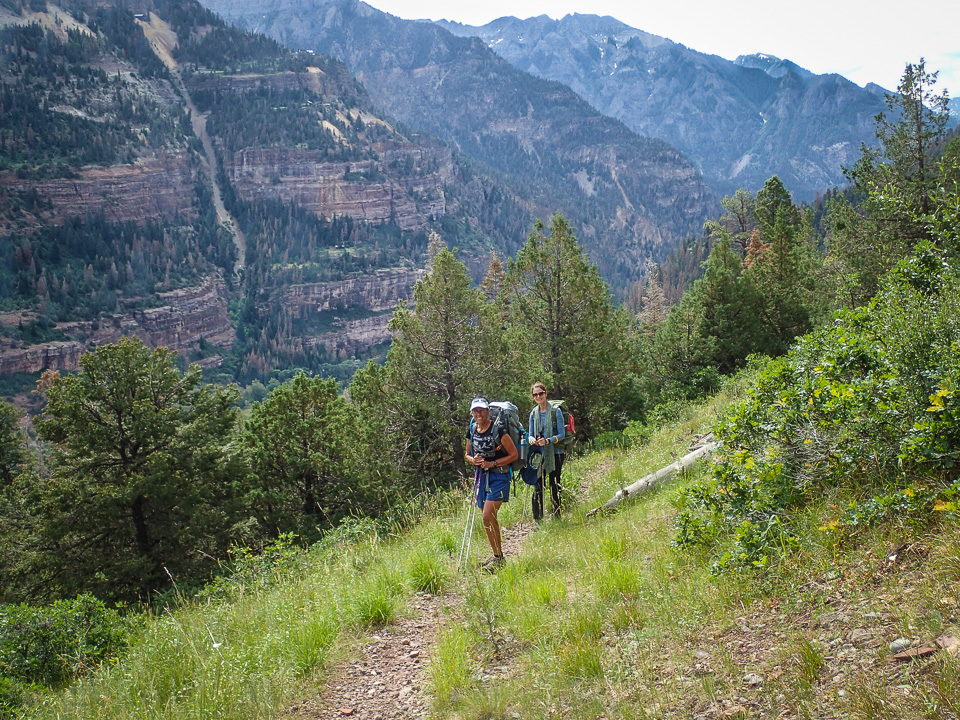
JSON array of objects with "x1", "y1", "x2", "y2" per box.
[
  {"x1": 465, "y1": 397, "x2": 519, "y2": 570},
  {"x1": 528, "y1": 381, "x2": 565, "y2": 520}
]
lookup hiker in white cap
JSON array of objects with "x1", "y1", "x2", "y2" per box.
[{"x1": 465, "y1": 396, "x2": 518, "y2": 570}]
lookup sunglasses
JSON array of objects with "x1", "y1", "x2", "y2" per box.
[{"x1": 532, "y1": 391, "x2": 545, "y2": 398}]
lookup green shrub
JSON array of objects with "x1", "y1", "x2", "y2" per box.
[
  {"x1": 588, "y1": 430, "x2": 630, "y2": 451},
  {"x1": 0, "y1": 594, "x2": 128, "y2": 690},
  {"x1": 198, "y1": 533, "x2": 307, "y2": 602},
  {"x1": 0, "y1": 676, "x2": 33, "y2": 719},
  {"x1": 677, "y1": 243, "x2": 960, "y2": 570}
]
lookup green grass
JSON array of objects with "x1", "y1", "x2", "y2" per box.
[
  {"x1": 428, "y1": 378, "x2": 960, "y2": 720},
  {"x1": 20, "y1": 511, "x2": 436, "y2": 718},
  {"x1": 20, "y1": 374, "x2": 960, "y2": 720}
]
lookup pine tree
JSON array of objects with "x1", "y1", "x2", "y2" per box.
[
  {"x1": 244, "y1": 372, "x2": 372, "y2": 540},
  {"x1": 743, "y1": 202, "x2": 820, "y2": 355},
  {"x1": 29, "y1": 338, "x2": 246, "y2": 602},
  {"x1": 698, "y1": 233, "x2": 762, "y2": 371},
  {"x1": 0, "y1": 400, "x2": 31, "y2": 486},
  {"x1": 384, "y1": 247, "x2": 507, "y2": 480},
  {"x1": 830, "y1": 60, "x2": 952, "y2": 303},
  {"x1": 504, "y1": 214, "x2": 630, "y2": 436},
  {"x1": 634, "y1": 262, "x2": 668, "y2": 328}
]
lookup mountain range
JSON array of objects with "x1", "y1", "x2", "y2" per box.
[
  {"x1": 200, "y1": 0, "x2": 718, "y2": 286},
  {"x1": 0, "y1": 0, "x2": 906, "y2": 390},
  {"x1": 434, "y1": 13, "x2": 890, "y2": 201},
  {"x1": 0, "y1": 0, "x2": 717, "y2": 389}
]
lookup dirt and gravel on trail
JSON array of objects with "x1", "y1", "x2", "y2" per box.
[{"x1": 281, "y1": 519, "x2": 536, "y2": 720}]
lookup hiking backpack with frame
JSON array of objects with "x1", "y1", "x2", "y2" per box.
[
  {"x1": 529, "y1": 399, "x2": 576, "y2": 450},
  {"x1": 468, "y1": 400, "x2": 527, "y2": 473}
]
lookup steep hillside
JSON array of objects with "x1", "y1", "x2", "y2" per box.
[
  {"x1": 199, "y1": 0, "x2": 719, "y2": 290},
  {"x1": 437, "y1": 14, "x2": 889, "y2": 201},
  {"x1": 0, "y1": 0, "x2": 534, "y2": 386},
  {"x1": 0, "y1": 0, "x2": 238, "y2": 380}
]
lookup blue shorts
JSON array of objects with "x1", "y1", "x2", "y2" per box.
[{"x1": 476, "y1": 470, "x2": 510, "y2": 508}]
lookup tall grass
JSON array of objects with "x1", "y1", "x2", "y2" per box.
[
  {"x1": 429, "y1": 376, "x2": 960, "y2": 720},
  {"x1": 425, "y1": 386, "x2": 744, "y2": 719},
  {"x1": 24, "y1": 372, "x2": 960, "y2": 720},
  {"x1": 23, "y1": 497, "x2": 461, "y2": 719}
]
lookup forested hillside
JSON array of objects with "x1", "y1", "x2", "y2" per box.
[
  {"x1": 0, "y1": 0, "x2": 539, "y2": 392},
  {"x1": 0, "y1": 0, "x2": 236, "y2": 393},
  {"x1": 198, "y1": 0, "x2": 719, "y2": 291}
]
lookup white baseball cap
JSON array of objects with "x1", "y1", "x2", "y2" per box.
[{"x1": 470, "y1": 397, "x2": 489, "y2": 411}]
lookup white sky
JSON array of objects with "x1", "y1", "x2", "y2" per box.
[{"x1": 363, "y1": 0, "x2": 959, "y2": 99}]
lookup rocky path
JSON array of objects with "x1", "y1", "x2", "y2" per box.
[
  {"x1": 283, "y1": 592, "x2": 451, "y2": 720},
  {"x1": 282, "y1": 519, "x2": 537, "y2": 719}
]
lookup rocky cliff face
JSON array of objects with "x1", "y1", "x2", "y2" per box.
[
  {"x1": 0, "y1": 152, "x2": 197, "y2": 235},
  {"x1": 436, "y1": 14, "x2": 887, "y2": 201},
  {"x1": 275, "y1": 268, "x2": 422, "y2": 358},
  {"x1": 0, "y1": 275, "x2": 235, "y2": 375},
  {"x1": 0, "y1": 341, "x2": 88, "y2": 377},
  {"x1": 134, "y1": 275, "x2": 236, "y2": 351},
  {"x1": 278, "y1": 268, "x2": 424, "y2": 314},
  {"x1": 292, "y1": 313, "x2": 393, "y2": 357},
  {"x1": 227, "y1": 142, "x2": 450, "y2": 231}
]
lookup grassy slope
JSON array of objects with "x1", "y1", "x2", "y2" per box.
[
  {"x1": 434, "y1": 379, "x2": 960, "y2": 720},
  {"x1": 25, "y1": 376, "x2": 960, "y2": 720}
]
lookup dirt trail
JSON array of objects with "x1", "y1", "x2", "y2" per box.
[
  {"x1": 138, "y1": 13, "x2": 246, "y2": 277},
  {"x1": 283, "y1": 518, "x2": 537, "y2": 719},
  {"x1": 284, "y1": 592, "x2": 452, "y2": 720}
]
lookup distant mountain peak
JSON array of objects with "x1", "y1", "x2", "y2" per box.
[
  {"x1": 437, "y1": 13, "x2": 886, "y2": 200},
  {"x1": 734, "y1": 53, "x2": 814, "y2": 79}
]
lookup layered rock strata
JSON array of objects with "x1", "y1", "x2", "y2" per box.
[
  {"x1": 0, "y1": 275, "x2": 234, "y2": 375},
  {"x1": 227, "y1": 144, "x2": 450, "y2": 231},
  {"x1": 279, "y1": 268, "x2": 424, "y2": 315},
  {"x1": 277, "y1": 268, "x2": 424, "y2": 357},
  {"x1": 292, "y1": 313, "x2": 393, "y2": 357},
  {"x1": 0, "y1": 153, "x2": 196, "y2": 235}
]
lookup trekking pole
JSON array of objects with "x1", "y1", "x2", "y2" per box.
[
  {"x1": 458, "y1": 468, "x2": 481, "y2": 572},
  {"x1": 518, "y1": 474, "x2": 528, "y2": 531},
  {"x1": 457, "y1": 500, "x2": 472, "y2": 571},
  {"x1": 464, "y1": 496, "x2": 477, "y2": 570},
  {"x1": 465, "y1": 468, "x2": 489, "y2": 568}
]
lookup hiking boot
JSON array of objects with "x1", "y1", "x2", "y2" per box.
[{"x1": 479, "y1": 554, "x2": 505, "y2": 572}]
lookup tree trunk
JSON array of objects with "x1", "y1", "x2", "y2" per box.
[{"x1": 585, "y1": 437, "x2": 717, "y2": 517}]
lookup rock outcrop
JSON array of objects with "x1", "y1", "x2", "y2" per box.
[
  {"x1": 276, "y1": 268, "x2": 424, "y2": 358},
  {"x1": 0, "y1": 341, "x2": 88, "y2": 376},
  {"x1": 278, "y1": 268, "x2": 424, "y2": 315},
  {"x1": 227, "y1": 143, "x2": 449, "y2": 231},
  {"x1": 0, "y1": 275, "x2": 235, "y2": 375},
  {"x1": 0, "y1": 153, "x2": 197, "y2": 236},
  {"x1": 293, "y1": 313, "x2": 394, "y2": 357}
]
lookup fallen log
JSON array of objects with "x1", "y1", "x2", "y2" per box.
[{"x1": 585, "y1": 437, "x2": 717, "y2": 518}]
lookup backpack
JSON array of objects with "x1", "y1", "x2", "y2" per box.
[
  {"x1": 530, "y1": 399, "x2": 576, "y2": 450},
  {"x1": 469, "y1": 401, "x2": 527, "y2": 472}
]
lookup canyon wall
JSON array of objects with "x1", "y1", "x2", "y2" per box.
[{"x1": 0, "y1": 275, "x2": 235, "y2": 375}]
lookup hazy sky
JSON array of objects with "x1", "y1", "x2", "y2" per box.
[{"x1": 362, "y1": 0, "x2": 959, "y2": 99}]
